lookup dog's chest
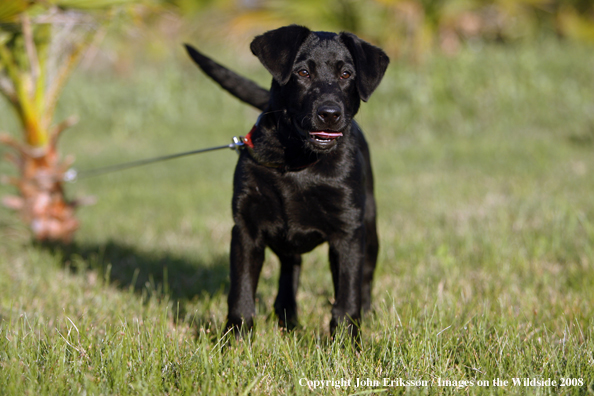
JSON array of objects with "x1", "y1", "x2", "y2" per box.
[{"x1": 259, "y1": 177, "x2": 350, "y2": 253}]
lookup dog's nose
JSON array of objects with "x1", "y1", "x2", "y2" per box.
[{"x1": 317, "y1": 105, "x2": 342, "y2": 125}]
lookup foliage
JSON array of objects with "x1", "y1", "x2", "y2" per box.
[
  {"x1": 1, "y1": 39, "x2": 593, "y2": 394},
  {"x1": 169, "y1": 0, "x2": 594, "y2": 58}
]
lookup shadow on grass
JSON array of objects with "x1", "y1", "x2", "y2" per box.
[{"x1": 40, "y1": 240, "x2": 229, "y2": 307}]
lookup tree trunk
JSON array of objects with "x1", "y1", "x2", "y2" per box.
[{"x1": 2, "y1": 132, "x2": 78, "y2": 243}]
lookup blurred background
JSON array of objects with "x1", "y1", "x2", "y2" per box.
[
  {"x1": 1, "y1": 0, "x2": 593, "y2": 277},
  {"x1": 71, "y1": 0, "x2": 594, "y2": 69}
]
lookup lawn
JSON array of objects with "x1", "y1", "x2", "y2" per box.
[{"x1": 1, "y1": 38, "x2": 593, "y2": 395}]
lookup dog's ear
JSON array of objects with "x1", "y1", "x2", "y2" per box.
[
  {"x1": 339, "y1": 32, "x2": 389, "y2": 102},
  {"x1": 250, "y1": 25, "x2": 311, "y2": 85}
]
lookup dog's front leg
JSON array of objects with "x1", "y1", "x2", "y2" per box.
[
  {"x1": 328, "y1": 227, "x2": 365, "y2": 340},
  {"x1": 226, "y1": 225, "x2": 265, "y2": 337},
  {"x1": 272, "y1": 250, "x2": 301, "y2": 330}
]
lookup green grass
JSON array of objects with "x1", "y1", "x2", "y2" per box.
[{"x1": 1, "y1": 39, "x2": 594, "y2": 394}]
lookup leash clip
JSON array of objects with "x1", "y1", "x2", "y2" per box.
[{"x1": 231, "y1": 136, "x2": 246, "y2": 155}]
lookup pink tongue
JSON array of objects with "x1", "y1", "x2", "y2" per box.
[{"x1": 310, "y1": 131, "x2": 343, "y2": 138}]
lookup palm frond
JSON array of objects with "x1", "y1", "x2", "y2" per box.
[
  {"x1": 0, "y1": 0, "x2": 30, "y2": 24},
  {"x1": 56, "y1": 0, "x2": 143, "y2": 10}
]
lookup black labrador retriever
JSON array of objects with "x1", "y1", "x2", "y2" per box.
[{"x1": 185, "y1": 25, "x2": 389, "y2": 339}]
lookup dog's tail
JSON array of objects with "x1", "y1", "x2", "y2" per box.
[{"x1": 184, "y1": 44, "x2": 270, "y2": 111}]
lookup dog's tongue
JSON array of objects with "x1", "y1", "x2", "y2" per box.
[{"x1": 309, "y1": 131, "x2": 343, "y2": 138}]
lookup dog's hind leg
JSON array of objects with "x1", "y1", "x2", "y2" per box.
[
  {"x1": 184, "y1": 44, "x2": 270, "y2": 111},
  {"x1": 272, "y1": 251, "x2": 301, "y2": 330}
]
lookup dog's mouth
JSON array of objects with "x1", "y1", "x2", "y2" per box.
[
  {"x1": 294, "y1": 121, "x2": 343, "y2": 148},
  {"x1": 308, "y1": 131, "x2": 343, "y2": 145}
]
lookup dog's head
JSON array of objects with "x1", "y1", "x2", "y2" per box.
[{"x1": 251, "y1": 25, "x2": 389, "y2": 152}]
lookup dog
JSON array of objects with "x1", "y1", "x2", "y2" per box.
[{"x1": 185, "y1": 25, "x2": 389, "y2": 339}]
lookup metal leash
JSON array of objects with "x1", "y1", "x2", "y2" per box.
[{"x1": 64, "y1": 136, "x2": 245, "y2": 182}]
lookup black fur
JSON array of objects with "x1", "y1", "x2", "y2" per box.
[
  {"x1": 184, "y1": 43, "x2": 270, "y2": 110},
  {"x1": 185, "y1": 25, "x2": 389, "y2": 339}
]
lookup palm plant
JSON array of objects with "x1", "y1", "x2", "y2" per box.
[{"x1": 0, "y1": 0, "x2": 138, "y2": 243}]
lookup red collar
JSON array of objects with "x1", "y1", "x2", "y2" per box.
[{"x1": 243, "y1": 125, "x2": 256, "y2": 149}]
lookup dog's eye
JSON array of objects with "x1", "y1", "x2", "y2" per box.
[
  {"x1": 297, "y1": 69, "x2": 310, "y2": 78},
  {"x1": 341, "y1": 71, "x2": 352, "y2": 79}
]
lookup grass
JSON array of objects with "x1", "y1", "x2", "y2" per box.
[{"x1": 1, "y1": 38, "x2": 594, "y2": 394}]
